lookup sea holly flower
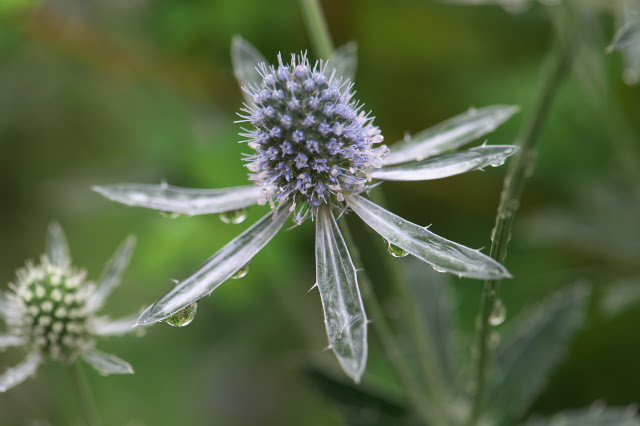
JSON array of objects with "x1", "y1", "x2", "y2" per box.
[
  {"x1": 93, "y1": 37, "x2": 518, "y2": 382},
  {"x1": 0, "y1": 223, "x2": 141, "y2": 392}
]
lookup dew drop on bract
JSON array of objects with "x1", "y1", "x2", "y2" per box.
[
  {"x1": 231, "y1": 262, "x2": 250, "y2": 279},
  {"x1": 164, "y1": 302, "x2": 198, "y2": 327},
  {"x1": 490, "y1": 159, "x2": 506, "y2": 168},
  {"x1": 432, "y1": 265, "x2": 446, "y2": 273},
  {"x1": 160, "y1": 211, "x2": 182, "y2": 219},
  {"x1": 219, "y1": 209, "x2": 248, "y2": 224},
  {"x1": 489, "y1": 299, "x2": 507, "y2": 326},
  {"x1": 385, "y1": 239, "x2": 408, "y2": 258}
]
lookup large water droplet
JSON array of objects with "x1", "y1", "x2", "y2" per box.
[
  {"x1": 489, "y1": 299, "x2": 507, "y2": 326},
  {"x1": 231, "y1": 262, "x2": 250, "y2": 279},
  {"x1": 385, "y1": 240, "x2": 408, "y2": 258},
  {"x1": 164, "y1": 302, "x2": 197, "y2": 327},
  {"x1": 219, "y1": 209, "x2": 248, "y2": 224},
  {"x1": 432, "y1": 265, "x2": 447, "y2": 273}
]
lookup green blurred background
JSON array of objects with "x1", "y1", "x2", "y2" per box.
[{"x1": 1, "y1": 0, "x2": 639, "y2": 424}]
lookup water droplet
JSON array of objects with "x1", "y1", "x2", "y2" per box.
[
  {"x1": 219, "y1": 209, "x2": 248, "y2": 224},
  {"x1": 488, "y1": 299, "x2": 507, "y2": 326},
  {"x1": 490, "y1": 158, "x2": 506, "y2": 167},
  {"x1": 160, "y1": 211, "x2": 182, "y2": 219},
  {"x1": 164, "y1": 302, "x2": 197, "y2": 327},
  {"x1": 231, "y1": 262, "x2": 250, "y2": 279},
  {"x1": 432, "y1": 265, "x2": 446, "y2": 273},
  {"x1": 385, "y1": 240, "x2": 408, "y2": 257}
]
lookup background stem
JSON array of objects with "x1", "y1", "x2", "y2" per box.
[
  {"x1": 298, "y1": 0, "x2": 334, "y2": 59},
  {"x1": 467, "y1": 37, "x2": 574, "y2": 425},
  {"x1": 69, "y1": 362, "x2": 101, "y2": 426}
]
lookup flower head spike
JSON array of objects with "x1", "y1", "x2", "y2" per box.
[
  {"x1": 93, "y1": 37, "x2": 519, "y2": 382},
  {"x1": 0, "y1": 223, "x2": 142, "y2": 392}
]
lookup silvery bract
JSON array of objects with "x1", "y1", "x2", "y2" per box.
[
  {"x1": 93, "y1": 36, "x2": 518, "y2": 382},
  {"x1": 608, "y1": 0, "x2": 640, "y2": 85},
  {"x1": 0, "y1": 223, "x2": 142, "y2": 392}
]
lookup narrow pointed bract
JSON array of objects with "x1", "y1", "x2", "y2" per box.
[
  {"x1": 87, "y1": 236, "x2": 137, "y2": 312},
  {"x1": 232, "y1": 35, "x2": 269, "y2": 105},
  {"x1": 0, "y1": 334, "x2": 23, "y2": 349},
  {"x1": 0, "y1": 352, "x2": 42, "y2": 392},
  {"x1": 383, "y1": 105, "x2": 519, "y2": 166},
  {"x1": 372, "y1": 145, "x2": 518, "y2": 181},
  {"x1": 346, "y1": 195, "x2": 511, "y2": 279},
  {"x1": 81, "y1": 348, "x2": 134, "y2": 376},
  {"x1": 316, "y1": 207, "x2": 367, "y2": 382},
  {"x1": 46, "y1": 222, "x2": 71, "y2": 268},
  {"x1": 92, "y1": 184, "x2": 265, "y2": 216},
  {"x1": 329, "y1": 42, "x2": 358, "y2": 82},
  {"x1": 136, "y1": 203, "x2": 292, "y2": 326},
  {"x1": 91, "y1": 313, "x2": 140, "y2": 337}
]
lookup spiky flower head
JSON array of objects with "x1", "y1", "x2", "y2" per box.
[
  {"x1": 1, "y1": 223, "x2": 143, "y2": 392},
  {"x1": 240, "y1": 53, "x2": 389, "y2": 223},
  {"x1": 9, "y1": 256, "x2": 93, "y2": 361}
]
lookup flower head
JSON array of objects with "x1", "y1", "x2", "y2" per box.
[
  {"x1": 0, "y1": 223, "x2": 142, "y2": 392},
  {"x1": 239, "y1": 53, "x2": 388, "y2": 223},
  {"x1": 93, "y1": 37, "x2": 519, "y2": 382}
]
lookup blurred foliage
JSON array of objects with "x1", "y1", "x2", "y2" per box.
[{"x1": 1, "y1": 0, "x2": 639, "y2": 425}]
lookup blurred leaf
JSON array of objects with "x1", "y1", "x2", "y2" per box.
[
  {"x1": 405, "y1": 259, "x2": 460, "y2": 396},
  {"x1": 330, "y1": 42, "x2": 358, "y2": 82},
  {"x1": 600, "y1": 277, "x2": 640, "y2": 318},
  {"x1": 524, "y1": 404, "x2": 640, "y2": 426},
  {"x1": 304, "y1": 366, "x2": 419, "y2": 426},
  {"x1": 484, "y1": 285, "x2": 590, "y2": 422},
  {"x1": 231, "y1": 35, "x2": 268, "y2": 104}
]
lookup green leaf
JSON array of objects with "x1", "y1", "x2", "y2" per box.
[
  {"x1": 404, "y1": 259, "x2": 459, "y2": 394},
  {"x1": 485, "y1": 285, "x2": 590, "y2": 422},
  {"x1": 303, "y1": 366, "x2": 418, "y2": 426}
]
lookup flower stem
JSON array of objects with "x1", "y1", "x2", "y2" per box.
[
  {"x1": 467, "y1": 38, "x2": 573, "y2": 425},
  {"x1": 69, "y1": 362, "x2": 101, "y2": 426},
  {"x1": 338, "y1": 218, "x2": 448, "y2": 426},
  {"x1": 298, "y1": 0, "x2": 334, "y2": 59}
]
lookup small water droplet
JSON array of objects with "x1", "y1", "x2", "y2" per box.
[
  {"x1": 231, "y1": 262, "x2": 250, "y2": 279},
  {"x1": 385, "y1": 240, "x2": 408, "y2": 258},
  {"x1": 490, "y1": 158, "x2": 506, "y2": 167},
  {"x1": 164, "y1": 302, "x2": 197, "y2": 327},
  {"x1": 489, "y1": 299, "x2": 507, "y2": 326},
  {"x1": 160, "y1": 211, "x2": 182, "y2": 219},
  {"x1": 219, "y1": 208, "x2": 248, "y2": 224},
  {"x1": 432, "y1": 265, "x2": 446, "y2": 273}
]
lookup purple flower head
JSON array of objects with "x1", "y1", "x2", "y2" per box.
[{"x1": 240, "y1": 53, "x2": 388, "y2": 223}]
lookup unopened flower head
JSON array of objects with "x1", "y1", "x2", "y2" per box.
[
  {"x1": 10, "y1": 257, "x2": 93, "y2": 361},
  {"x1": 0, "y1": 223, "x2": 142, "y2": 392},
  {"x1": 240, "y1": 53, "x2": 388, "y2": 223}
]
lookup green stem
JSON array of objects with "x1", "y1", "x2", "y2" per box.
[
  {"x1": 298, "y1": 0, "x2": 334, "y2": 59},
  {"x1": 467, "y1": 38, "x2": 573, "y2": 425},
  {"x1": 69, "y1": 362, "x2": 101, "y2": 426},
  {"x1": 338, "y1": 219, "x2": 448, "y2": 426}
]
